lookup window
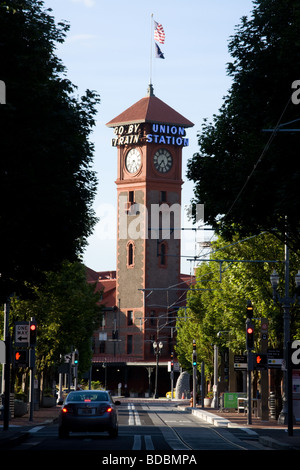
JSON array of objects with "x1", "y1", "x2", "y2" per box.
[
  {"x1": 129, "y1": 191, "x2": 134, "y2": 204},
  {"x1": 159, "y1": 241, "x2": 167, "y2": 266},
  {"x1": 127, "y1": 335, "x2": 133, "y2": 354},
  {"x1": 127, "y1": 241, "x2": 134, "y2": 267},
  {"x1": 127, "y1": 310, "x2": 133, "y2": 326},
  {"x1": 150, "y1": 310, "x2": 155, "y2": 326},
  {"x1": 160, "y1": 191, "x2": 167, "y2": 203}
]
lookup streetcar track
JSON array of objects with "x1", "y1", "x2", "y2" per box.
[{"x1": 143, "y1": 404, "x2": 248, "y2": 451}]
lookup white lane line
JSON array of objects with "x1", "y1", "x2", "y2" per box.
[
  {"x1": 132, "y1": 435, "x2": 154, "y2": 450},
  {"x1": 128, "y1": 403, "x2": 141, "y2": 426},
  {"x1": 28, "y1": 426, "x2": 45, "y2": 433},
  {"x1": 144, "y1": 435, "x2": 154, "y2": 450},
  {"x1": 132, "y1": 434, "x2": 142, "y2": 450}
]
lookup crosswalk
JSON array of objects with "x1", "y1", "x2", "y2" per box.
[
  {"x1": 126, "y1": 403, "x2": 155, "y2": 449},
  {"x1": 127, "y1": 403, "x2": 141, "y2": 426}
]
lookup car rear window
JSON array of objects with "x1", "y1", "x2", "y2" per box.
[{"x1": 67, "y1": 391, "x2": 109, "y2": 402}]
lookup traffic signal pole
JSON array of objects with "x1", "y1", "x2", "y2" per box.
[
  {"x1": 246, "y1": 302, "x2": 254, "y2": 425},
  {"x1": 192, "y1": 340, "x2": 197, "y2": 408},
  {"x1": 3, "y1": 301, "x2": 11, "y2": 431},
  {"x1": 29, "y1": 317, "x2": 37, "y2": 422}
]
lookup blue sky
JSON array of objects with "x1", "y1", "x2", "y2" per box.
[{"x1": 44, "y1": 0, "x2": 255, "y2": 274}]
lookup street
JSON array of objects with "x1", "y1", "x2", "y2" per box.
[{"x1": 12, "y1": 401, "x2": 268, "y2": 452}]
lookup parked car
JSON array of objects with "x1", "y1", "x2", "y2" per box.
[
  {"x1": 58, "y1": 390, "x2": 120, "y2": 439},
  {"x1": 166, "y1": 391, "x2": 176, "y2": 398}
]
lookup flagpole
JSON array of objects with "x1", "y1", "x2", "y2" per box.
[{"x1": 149, "y1": 13, "x2": 153, "y2": 88}]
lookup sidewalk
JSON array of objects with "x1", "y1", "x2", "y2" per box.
[
  {"x1": 0, "y1": 405, "x2": 60, "y2": 449},
  {"x1": 190, "y1": 406, "x2": 300, "y2": 450}
]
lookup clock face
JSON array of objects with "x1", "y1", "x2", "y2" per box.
[
  {"x1": 125, "y1": 148, "x2": 142, "y2": 174},
  {"x1": 153, "y1": 148, "x2": 173, "y2": 173}
]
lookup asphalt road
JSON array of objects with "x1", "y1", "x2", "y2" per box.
[{"x1": 12, "y1": 401, "x2": 269, "y2": 453}]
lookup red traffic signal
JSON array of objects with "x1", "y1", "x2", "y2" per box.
[
  {"x1": 246, "y1": 323, "x2": 254, "y2": 350},
  {"x1": 29, "y1": 320, "x2": 37, "y2": 346},
  {"x1": 254, "y1": 353, "x2": 268, "y2": 369},
  {"x1": 14, "y1": 349, "x2": 28, "y2": 367}
]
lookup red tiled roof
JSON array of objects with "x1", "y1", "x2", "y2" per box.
[{"x1": 106, "y1": 95, "x2": 194, "y2": 128}]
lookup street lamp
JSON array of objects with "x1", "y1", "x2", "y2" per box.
[
  {"x1": 270, "y1": 261, "x2": 300, "y2": 428},
  {"x1": 153, "y1": 341, "x2": 163, "y2": 399}
]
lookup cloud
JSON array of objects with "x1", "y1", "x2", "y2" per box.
[
  {"x1": 65, "y1": 33, "x2": 97, "y2": 44},
  {"x1": 69, "y1": 0, "x2": 95, "y2": 7}
]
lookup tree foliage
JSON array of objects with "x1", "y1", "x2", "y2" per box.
[
  {"x1": 10, "y1": 261, "x2": 102, "y2": 380},
  {"x1": 187, "y1": 0, "x2": 300, "y2": 252},
  {"x1": 0, "y1": 1, "x2": 100, "y2": 300},
  {"x1": 175, "y1": 232, "x2": 300, "y2": 376}
]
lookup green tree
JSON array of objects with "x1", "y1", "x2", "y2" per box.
[
  {"x1": 0, "y1": 1, "x2": 100, "y2": 300},
  {"x1": 187, "y1": 0, "x2": 300, "y2": 252},
  {"x1": 176, "y1": 232, "x2": 300, "y2": 375},
  {"x1": 11, "y1": 261, "x2": 102, "y2": 387}
]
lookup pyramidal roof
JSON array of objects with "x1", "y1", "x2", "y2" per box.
[{"x1": 106, "y1": 85, "x2": 194, "y2": 129}]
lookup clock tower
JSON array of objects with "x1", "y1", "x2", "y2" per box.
[{"x1": 106, "y1": 85, "x2": 193, "y2": 391}]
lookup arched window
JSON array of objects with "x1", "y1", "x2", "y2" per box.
[
  {"x1": 159, "y1": 241, "x2": 167, "y2": 267},
  {"x1": 127, "y1": 241, "x2": 134, "y2": 267}
]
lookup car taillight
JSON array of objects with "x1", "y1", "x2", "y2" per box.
[
  {"x1": 62, "y1": 405, "x2": 73, "y2": 414},
  {"x1": 106, "y1": 406, "x2": 112, "y2": 413}
]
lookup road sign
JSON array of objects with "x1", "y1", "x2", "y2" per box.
[
  {"x1": 234, "y1": 355, "x2": 247, "y2": 369},
  {"x1": 267, "y1": 348, "x2": 283, "y2": 369},
  {"x1": 15, "y1": 321, "x2": 29, "y2": 347}
]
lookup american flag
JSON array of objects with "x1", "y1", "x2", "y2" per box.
[{"x1": 154, "y1": 21, "x2": 165, "y2": 44}]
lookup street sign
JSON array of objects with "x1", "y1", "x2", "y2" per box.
[
  {"x1": 0, "y1": 340, "x2": 5, "y2": 364},
  {"x1": 15, "y1": 321, "x2": 29, "y2": 347},
  {"x1": 267, "y1": 348, "x2": 283, "y2": 369},
  {"x1": 234, "y1": 355, "x2": 247, "y2": 369}
]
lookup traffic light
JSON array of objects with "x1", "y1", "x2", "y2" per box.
[
  {"x1": 73, "y1": 349, "x2": 79, "y2": 365},
  {"x1": 29, "y1": 319, "x2": 37, "y2": 346},
  {"x1": 246, "y1": 323, "x2": 254, "y2": 350},
  {"x1": 246, "y1": 301, "x2": 253, "y2": 319},
  {"x1": 254, "y1": 353, "x2": 268, "y2": 369},
  {"x1": 192, "y1": 340, "x2": 197, "y2": 367},
  {"x1": 170, "y1": 352, "x2": 174, "y2": 371},
  {"x1": 14, "y1": 349, "x2": 28, "y2": 367}
]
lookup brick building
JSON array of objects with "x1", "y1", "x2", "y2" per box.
[{"x1": 88, "y1": 86, "x2": 194, "y2": 396}]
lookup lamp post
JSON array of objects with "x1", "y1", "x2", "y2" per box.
[
  {"x1": 270, "y1": 241, "x2": 300, "y2": 429},
  {"x1": 153, "y1": 340, "x2": 163, "y2": 399}
]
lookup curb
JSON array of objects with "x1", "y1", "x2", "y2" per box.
[
  {"x1": 258, "y1": 435, "x2": 296, "y2": 451},
  {"x1": 0, "y1": 430, "x2": 29, "y2": 450},
  {"x1": 178, "y1": 406, "x2": 297, "y2": 450}
]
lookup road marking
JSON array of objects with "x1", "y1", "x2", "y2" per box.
[
  {"x1": 132, "y1": 434, "x2": 154, "y2": 450},
  {"x1": 128, "y1": 403, "x2": 141, "y2": 426},
  {"x1": 132, "y1": 434, "x2": 141, "y2": 450},
  {"x1": 28, "y1": 426, "x2": 45, "y2": 433},
  {"x1": 144, "y1": 435, "x2": 154, "y2": 450}
]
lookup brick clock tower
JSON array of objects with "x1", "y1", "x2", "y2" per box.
[{"x1": 105, "y1": 85, "x2": 193, "y2": 394}]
